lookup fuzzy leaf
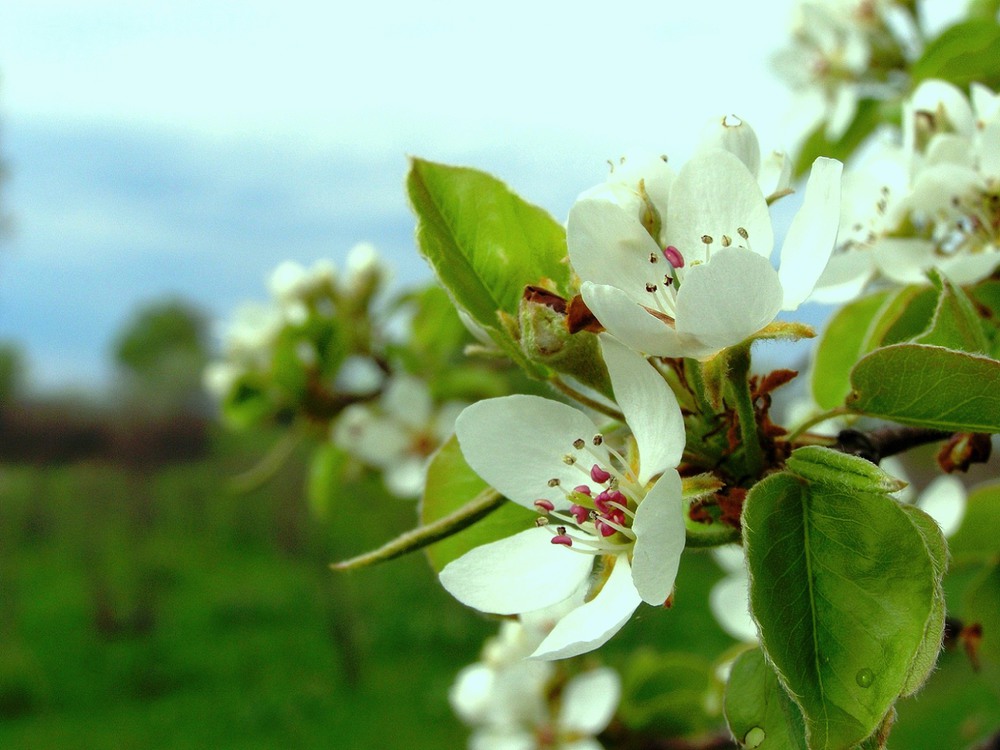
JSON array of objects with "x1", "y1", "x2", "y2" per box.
[{"x1": 847, "y1": 344, "x2": 1000, "y2": 432}]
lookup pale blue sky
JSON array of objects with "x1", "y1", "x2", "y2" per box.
[{"x1": 0, "y1": 0, "x2": 838, "y2": 391}]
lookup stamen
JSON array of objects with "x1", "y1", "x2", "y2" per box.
[
  {"x1": 573, "y1": 484, "x2": 592, "y2": 495},
  {"x1": 572, "y1": 438, "x2": 585, "y2": 450},
  {"x1": 569, "y1": 504, "x2": 590, "y2": 524},
  {"x1": 590, "y1": 464, "x2": 611, "y2": 483},
  {"x1": 551, "y1": 532, "x2": 573, "y2": 547},
  {"x1": 721, "y1": 235, "x2": 732, "y2": 247},
  {"x1": 534, "y1": 499, "x2": 555, "y2": 512},
  {"x1": 663, "y1": 245, "x2": 685, "y2": 268},
  {"x1": 547, "y1": 478, "x2": 560, "y2": 487},
  {"x1": 737, "y1": 227, "x2": 749, "y2": 239},
  {"x1": 592, "y1": 434, "x2": 603, "y2": 446},
  {"x1": 562, "y1": 454, "x2": 576, "y2": 465}
]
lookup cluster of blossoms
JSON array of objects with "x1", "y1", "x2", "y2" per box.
[
  {"x1": 203, "y1": 243, "x2": 389, "y2": 413},
  {"x1": 333, "y1": 374, "x2": 466, "y2": 497},
  {"x1": 774, "y1": 0, "x2": 920, "y2": 140},
  {"x1": 817, "y1": 79, "x2": 1000, "y2": 300},
  {"x1": 440, "y1": 114, "x2": 845, "y2": 661},
  {"x1": 450, "y1": 609, "x2": 620, "y2": 749}
]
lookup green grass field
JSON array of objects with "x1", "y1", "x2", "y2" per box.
[{"x1": 0, "y1": 429, "x2": 493, "y2": 749}]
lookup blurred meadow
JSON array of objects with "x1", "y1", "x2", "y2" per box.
[{"x1": 2, "y1": 2, "x2": 997, "y2": 748}]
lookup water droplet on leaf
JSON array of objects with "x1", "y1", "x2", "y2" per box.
[
  {"x1": 744, "y1": 727, "x2": 766, "y2": 748},
  {"x1": 856, "y1": 668, "x2": 874, "y2": 688}
]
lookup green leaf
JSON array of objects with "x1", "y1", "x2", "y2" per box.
[
  {"x1": 307, "y1": 442, "x2": 348, "y2": 517},
  {"x1": 406, "y1": 158, "x2": 571, "y2": 378},
  {"x1": 812, "y1": 291, "x2": 890, "y2": 409},
  {"x1": 912, "y1": 19, "x2": 1000, "y2": 89},
  {"x1": 744, "y1": 458, "x2": 939, "y2": 749},
  {"x1": 969, "y1": 0, "x2": 1000, "y2": 20},
  {"x1": 896, "y1": 504, "x2": 948, "y2": 697},
  {"x1": 912, "y1": 270, "x2": 989, "y2": 353},
  {"x1": 871, "y1": 286, "x2": 939, "y2": 347},
  {"x1": 970, "y1": 280, "x2": 1000, "y2": 358},
  {"x1": 785, "y1": 445, "x2": 907, "y2": 494},
  {"x1": 724, "y1": 647, "x2": 808, "y2": 749},
  {"x1": 419, "y1": 434, "x2": 535, "y2": 572},
  {"x1": 847, "y1": 343, "x2": 1000, "y2": 432},
  {"x1": 404, "y1": 284, "x2": 473, "y2": 371},
  {"x1": 793, "y1": 99, "x2": 886, "y2": 179}
]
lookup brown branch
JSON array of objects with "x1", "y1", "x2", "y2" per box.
[{"x1": 833, "y1": 426, "x2": 950, "y2": 464}]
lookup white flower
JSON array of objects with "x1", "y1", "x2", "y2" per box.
[
  {"x1": 333, "y1": 375, "x2": 466, "y2": 497},
  {"x1": 439, "y1": 335, "x2": 687, "y2": 660},
  {"x1": 570, "y1": 125, "x2": 842, "y2": 360},
  {"x1": 816, "y1": 79, "x2": 1000, "y2": 300},
  {"x1": 453, "y1": 658, "x2": 620, "y2": 750}
]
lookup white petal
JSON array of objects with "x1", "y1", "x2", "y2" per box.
[
  {"x1": 674, "y1": 248, "x2": 783, "y2": 352},
  {"x1": 696, "y1": 114, "x2": 761, "y2": 178},
  {"x1": 471, "y1": 731, "x2": 536, "y2": 750},
  {"x1": 759, "y1": 149, "x2": 792, "y2": 199},
  {"x1": 940, "y1": 250, "x2": 1000, "y2": 285},
  {"x1": 530, "y1": 556, "x2": 641, "y2": 660},
  {"x1": 918, "y1": 475, "x2": 967, "y2": 538},
  {"x1": 872, "y1": 237, "x2": 938, "y2": 284},
  {"x1": 581, "y1": 283, "x2": 690, "y2": 358},
  {"x1": 925, "y1": 133, "x2": 974, "y2": 168},
  {"x1": 630, "y1": 470, "x2": 685, "y2": 605},
  {"x1": 383, "y1": 459, "x2": 426, "y2": 498},
  {"x1": 562, "y1": 740, "x2": 606, "y2": 750},
  {"x1": 909, "y1": 79, "x2": 975, "y2": 137},
  {"x1": 598, "y1": 335, "x2": 684, "y2": 482},
  {"x1": 383, "y1": 375, "x2": 432, "y2": 430},
  {"x1": 665, "y1": 150, "x2": 773, "y2": 263},
  {"x1": 456, "y1": 396, "x2": 606, "y2": 509},
  {"x1": 711, "y1": 544, "x2": 747, "y2": 575},
  {"x1": 558, "y1": 668, "x2": 621, "y2": 735},
  {"x1": 449, "y1": 663, "x2": 496, "y2": 724},
  {"x1": 709, "y1": 574, "x2": 758, "y2": 642},
  {"x1": 439, "y1": 528, "x2": 594, "y2": 615},
  {"x1": 567, "y1": 197, "x2": 663, "y2": 299},
  {"x1": 809, "y1": 251, "x2": 876, "y2": 304},
  {"x1": 778, "y1": 157, "x2": 843, "y2": 310},
  {"x1": 905, "y1": 163, "x2": 981, "y2": 215},
  {"x1": 979, "y1": 119, "x2": 1000, "y2": 178}
]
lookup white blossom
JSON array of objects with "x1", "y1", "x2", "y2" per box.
[{"x1": 439, "y1": 336, "x2": 687, "y2": 659}]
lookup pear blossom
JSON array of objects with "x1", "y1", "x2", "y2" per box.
[
  {"x1": 439, "y1": 335, "x2": 686, "y2": 659},
  {"x1": 569, "y1": 118, "x2": 842, "y2": 360},
  {"x1": 774, "y1": 0, "x2": 917, "y2": 141},
  {"x1": 451, "y1": 619, "x2": 621, "y2": 750},
  {"x1": 815, "y1": 79, "x2": 1000, "y2": 300},
  {"x1": 334, "y1": 374, "x2": 466, "y2": 497}
]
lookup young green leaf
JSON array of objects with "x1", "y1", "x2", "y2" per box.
[
  {"x1": 912, "y1": 270, "x2": 989, "y2": 354},
  {"x1": 406, "y1": 158, "x2": 571, "y2": 377},
  {"x1": 847, "y1": 344, "x2": 1000, "y2": 433},
  {"x1": 911, "y1": 19, "x2": 1000, "y2": 89},
  {"x1": 743, "y1": 468, "x2": 938, "y2": 749},
  {"x1": 724, "y1": 647, "x2": 808, "y2": 749},
  {"x1": 812, "y1": 291, "x2": 890, "y2": 409}
]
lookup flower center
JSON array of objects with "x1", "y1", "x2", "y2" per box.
[{"x1": 531, "y1": 433, "x2": 642, "y2": 555}]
